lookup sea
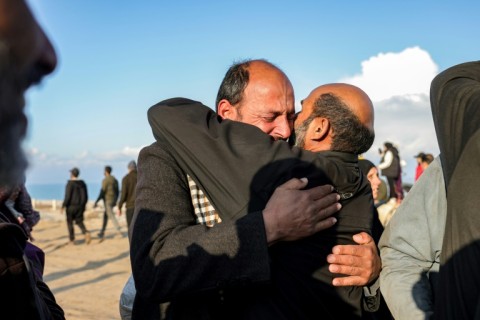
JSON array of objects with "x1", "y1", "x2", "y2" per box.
[{"x1": 26, "y1": 183, "x2": 102, "y2": 200}]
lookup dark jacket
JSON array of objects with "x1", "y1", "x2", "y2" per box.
[
  {"x1": 380, "y1": 148, "x2": 400, "y2": 178},
  {"x1": 131, "y1": 98, "x2": 374, "y2": 319},
  {"x1": 118, "y1": 170, "x2": 137, "y2": 210},
  {"x1": 62, "y1": 180, "x2": 87, "y2": 208}
]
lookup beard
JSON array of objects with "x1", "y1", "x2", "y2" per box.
[
  {"x1": 293, "y1": 118, "x2": 311, "y2": 149},
  {"x1": 0, "y1": 43, "x2": 29, "y2": 188}
]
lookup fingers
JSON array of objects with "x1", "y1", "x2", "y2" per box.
[
  {"x1": 315, "y1": 193, "x2": 341, "y2": 214},
  {"x1": 329, "y1": 262, "x2": 370, "y2": 286},
  {"x1": 352, "y1": 232, "x2": 374, "y2": 245},
  {"x1": 307, "y1": 184, "x2": 336, "y2": 200},
  {"x1": 313, "y1": 217, "x2": 337, "y2": 232},
  {"x1": 332, "y1": 275, "x2": 365, "y2": 287},
  {"x1": 327, "y1": 252, "x2": 365, "y2": 268},
  {"x1": 278, "y1": 177, "x2": 309, "y2": 190},
  {"x1": 332, "y1": 244, "x2": 364, "y2": 256}
]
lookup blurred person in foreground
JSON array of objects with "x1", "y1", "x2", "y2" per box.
[
  {"x1": 0, "y1": 0, "x2": 64, "y2": 318},
  {"x1": 380, "y1": 156, "x2": 445, "y2": 320},
  {"x1": 430, "y1": 61, "x2": 480, "y2": 319}
]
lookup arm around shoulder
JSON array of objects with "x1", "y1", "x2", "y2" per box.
[{"x1": 130, "y1": 142, "x2": 271, "y2": 302}]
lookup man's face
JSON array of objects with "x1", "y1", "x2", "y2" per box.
[
  {"x1": 229, "y1": 64, "x2": 295, "y2": 140},
  {"x1": 293, "y1": 93, "x2": 316, "y2": 150},
  {"x1": 366, "y1": 167, "x2": 381, "y2": 200},
  {"x1": 0, "y1": 0, "x2": 57, "y2": 187}
]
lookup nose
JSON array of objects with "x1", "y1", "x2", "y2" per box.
[
  {"x1": 29, "y1": 28, "x2": 58, "y2": 84},
  {"x1": 274, "y1": 118, "x2": 292, "y2": 140},
  {"x1": 275, "y1": 116, "x2": 293, "y2": 140},
  {"x1": 38, "y1": 29, "x2": 58, "y2": 76}
]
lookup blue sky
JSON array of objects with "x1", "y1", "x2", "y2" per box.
[{"x1": 24, "y1": 0, "x2": 480, "y2": 185}]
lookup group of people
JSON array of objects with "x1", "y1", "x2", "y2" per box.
[
  {"x1": 1, "y1": 1, "x2": 480, "y2": 319},
  {"x1": 61, "y1": 162, "x2": 138, "y2": 244},
  {"x1": 128, "y1": 59, "x2": 480, "y2": 320}
]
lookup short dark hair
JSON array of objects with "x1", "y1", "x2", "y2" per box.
[
  {"x1": 304, "y1": 93, "x2": 374, "y2": 154},
  {"x1": 70, "y1": 167, "x2": 80, "y2": 178},
  {"x1": 105, "y1": 166, "x2": 112, "y2": 174},
  {"x1": 422, "y1": 153, "x2": 434, "y2": 164},
  {"x1": 215, "y1": 59, "x2": 276, "y2": 112}
]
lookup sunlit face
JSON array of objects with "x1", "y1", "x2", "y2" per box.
[
  {"x1": 230, "y1": 65, "x2": 295, "y2": 140},
  {"x1": 366, "y1": 167, "x2": 381, "y2": 200},
  {"x1": 0, "y1": 0, "x2": 57, "y2": 187},
  {"x1": 293, "y1": 94, "x2": 316, "y2": 150}
]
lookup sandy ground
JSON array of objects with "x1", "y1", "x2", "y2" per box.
[{"x1": 32, "y1": 202, "x2": 131, "y2": 320}]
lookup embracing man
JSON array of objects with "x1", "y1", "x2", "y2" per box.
[{"x1": 131, "y1": 60, "x2": 381, "y2": 319}]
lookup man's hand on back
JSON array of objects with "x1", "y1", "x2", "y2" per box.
[
  {"x1": 327, "y1": 232, "x2": 381, "y2": 286},
  {"x1": 262, "y1": 177, "x2": 340, "y2": 245}
]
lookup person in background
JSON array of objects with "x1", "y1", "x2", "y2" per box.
[
  {"x1": 378, "y1": 142, "x2": 403, "y2": 203},
  {"x1": 61, "y1": 167, "x2": 91, "y2": 245},
  {"x1": 357, "y1": 158, "x2": 393, "y2": 320},
  {"x1": 0, "y1": 0, "x2": 64, "y2": 318},
  {"x1": 94, "y1": 165, "x2": 122, "y2": 240},
  {"x1": 118, "y1": 160, "x2": 137, "y2": 230},
  {"x1": 421, "y1": 153, "x2": 434, "y2": 170},
  {"x1": 414, "y1": 152, "x2": 426, "y2": 181}
]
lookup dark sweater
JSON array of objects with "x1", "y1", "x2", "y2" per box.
[{"x1": 62, "y1": 180, "x2": 87, "y2": 208}]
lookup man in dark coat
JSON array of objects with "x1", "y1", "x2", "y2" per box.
[
  {"x1": 61, "y1": 167, "x2": 91, "y2": 245},
  {"x1": 118, "y1": 160, "x2": 138, "y2": 229}
]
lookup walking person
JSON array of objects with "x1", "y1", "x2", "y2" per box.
[
  {"x1": 61, "y1": 168, "x2": 91, "y2": 245},
  {"x1": 94, "y1": 165, "x2": 122, "y2": 239},
  {"x1": 378, "y1": 142, "x2": 403, "y2": 203},
  {"x1": 117, "y1": 160, "x2": 137, "y2": 230}
]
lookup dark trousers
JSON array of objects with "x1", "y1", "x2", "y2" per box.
[
  {"x1": 66, "y1": 205, "x2": 88, "y2": 241},
  {"x1": 386, "y1": 176, "x2": 403, "y2": 200},
  {"x1": 126, "y1": 207, "x2": 134, "y2": 229}
]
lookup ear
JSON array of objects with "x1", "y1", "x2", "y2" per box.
[
  {"x1": 217, "y1": 99, "x2": 238, "y2": 120},
  {"x1": 310, "y1": 117, "x2": 330, "y2": 141}
]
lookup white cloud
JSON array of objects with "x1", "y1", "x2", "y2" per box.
[
  {"x1": 25, "y1": 145, "x2": 145, "y2": 184},
  {"x1": 341, "y1": 46, "x2": 438, "y2": 102},
  {"x1": 340, "y1": 47, "x2": 440, "y2": 183}
]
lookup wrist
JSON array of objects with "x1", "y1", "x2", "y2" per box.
[{"x1": 262, "y1": 209, "x2": 279, "y2": 245}]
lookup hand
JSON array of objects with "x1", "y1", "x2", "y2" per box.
[
  {"x1": 262, "y1": 177, "x2": 340, "y2": 245},
  {"x1": 327, "y1": 232, "x2": 381, "y2": 286},
  {"x1": 116, "y1": 208, "x2": 122, "y2": 217}
]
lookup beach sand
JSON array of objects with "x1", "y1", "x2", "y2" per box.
[{"x1": 33, "y1": 202, "x2": 131, "y2": 320}]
